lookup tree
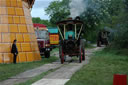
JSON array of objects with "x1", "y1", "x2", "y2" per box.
[
  {"x1": 32, "y1": 17, "x2": 52, "y2": 27},
  {"x1": 45, "y1": 0, "x2": 70, "y2": 26},
  {"x1": 45, "y1": 0, "x2": 111, "y2": 42},
  {"x1": 111, "y1": 0, "x2": 128, "y2": 48},
  {"x1": 45, "y1": 0, "x2": 128, "y2": 47}
]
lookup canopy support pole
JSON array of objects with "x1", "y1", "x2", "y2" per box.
[
  {"x1": 75, "y1": 24, "x2": 77, "y2": 39},
  {"x1": 64, "y1": 25, "x2": 66, "y2": 39},
  {"x1": 57, "y1": 26, "x2": 64, "y2": 40},
  {"x1": 77, "y1": 24, "x2": 83, "y2": 40}
]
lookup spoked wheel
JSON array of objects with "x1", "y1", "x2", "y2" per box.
[
  {"x1": 97, "y1": 40, "x2": 101, "y2": 47},
  {"x1": 44, "y1": 51, "x2": 50, "y2": 58},
  {"x1": 82, "y1": 49, "x2": 85, "y2": 60},
  {"x1": 79, "y1": 46, "x2": 82, "y2": 63},
  {"x1": 59, "y1": 46, "x2": 64, "y2": 64},
  {"x1": 61, "y1": 55, "x2": 64, "y2": 64}
]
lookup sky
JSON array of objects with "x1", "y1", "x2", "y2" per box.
[{"x1": 31, "y1": 0, "x2": 54, "y2": 20}]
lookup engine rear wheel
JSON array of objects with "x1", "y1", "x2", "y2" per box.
[
  {"x1": 79, "y1": 46, "x2": 82, "y2": 63},
  {"x1": 82, "y1": 49, "x2": 85, "y2": 60}
]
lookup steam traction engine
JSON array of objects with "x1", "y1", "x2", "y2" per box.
[{"x1": 57, "y1": 18, "x2": 85, "y2": 64}]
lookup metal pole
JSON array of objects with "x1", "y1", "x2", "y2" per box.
[
  {"x1": 75, "y1": 24, "x2": 77, "y2": 39},
  {"x1": 77, "y1": 24, "x2": 83, "y2": 40},
  {"x1": 64, "y1": 25, "x2": 66, "y2": 39},
  {"x1": 57, "y1": 26, "x2": 64, "y2": 40}
]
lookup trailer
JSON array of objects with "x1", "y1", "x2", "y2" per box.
[{"x1": 48, "y1": 27, "x2": 59, "y2": 48}]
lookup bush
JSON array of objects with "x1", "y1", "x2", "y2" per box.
[{"x1": 113, "y1": 24, "x2": 128, "y2": 48}]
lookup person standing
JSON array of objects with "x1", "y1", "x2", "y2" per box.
[{"x1": 11, "y1": 40, "x2": 18, "y2": 64}]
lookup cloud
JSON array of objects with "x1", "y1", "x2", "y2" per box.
[
  {"x1": 31, "y1": 8, "x2": 49, "y2": 19},
  {"x1": 31, "y1": 0, "x2": 54, "y2": 20}
]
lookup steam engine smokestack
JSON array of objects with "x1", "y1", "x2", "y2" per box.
[
  {"x1": 75, "y1": 16, "x2": 81, "y2": 20},
  {"x1": 67, "y1": 16, "x2": 80, "y2": 21}
]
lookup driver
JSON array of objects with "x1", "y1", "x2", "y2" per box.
[{"x1": 65, "y1": 24, "x2": 75, "y2": 39}]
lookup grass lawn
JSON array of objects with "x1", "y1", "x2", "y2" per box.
[
  {"x1": 65, "y1": 48, "x2": 128, "y2": 85},
  {"x1": 85, "y1": 43, "x2": 96, "y2": 49},
  {"x1": 0, "y1": 56, "x2": 58, "y2": 81},
  {"x1": 51, "y1": 48, "x2": 59, "y2": 53}
]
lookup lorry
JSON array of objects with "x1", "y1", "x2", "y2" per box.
[{"x1": 34, "y1": 23, "x2": 50, "y2": 58}]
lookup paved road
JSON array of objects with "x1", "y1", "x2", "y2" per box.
[
  {"x1": 32, "y1": 47, "x2": 104, "y2": 85},
  {"x1": 0, "y1": 63, "x2": 62, "y2": 85},
  {"x1": 0, "y1": 46, "x2": 103, "y2": 85}
]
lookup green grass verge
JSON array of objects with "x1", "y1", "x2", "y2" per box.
[
  {"x1": 0, "y1": 56, "x2": 58, "y2": 81},
  {"x1": 51, "y1": 48, "x2": 59, "y2": 53},
  {"x1": 65, "y1": 48, "x2": 128, "y2": 85},
  {"x1": 85, "y1": 43, "x2": 96, "y2": 49}
]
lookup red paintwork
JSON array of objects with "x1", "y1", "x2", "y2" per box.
[
  {"x1": 33, "y1": 23, "x2": 47, "y2": 28},
  {"x1": 113, "y1": 74, "x2": 127, "y2": 85},
  {"x1": 37, "y1": 40, "x2": 44, "y2": 48}
]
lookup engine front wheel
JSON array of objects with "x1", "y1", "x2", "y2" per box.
[
  {"x1": 61, "y1": 56, "x2": 64, "y2": 64},
  {"x1": 59, "y1": 46, "x2": 64, "y2": 64},
  {"x1": 45, "y1": 51, "x2": 50, "y2": 58}
]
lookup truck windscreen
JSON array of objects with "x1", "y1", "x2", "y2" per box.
[{"x1": 35, "y1": 30, "x2": 49, "y2": 39}]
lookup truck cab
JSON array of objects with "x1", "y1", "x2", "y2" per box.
[{"x1": 34, "y1": 23, "x2": 50, "y2": 58}]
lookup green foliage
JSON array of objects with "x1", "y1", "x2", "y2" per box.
[
  {"x1": 45, "y1": 0, "x2": 70, "y2": 26},
  {"x1": 106, "y1": 0, "x2": 128, "y2": 49},
  {"x1": 85, "y1": 43, "x2": 96, "y2": 49},
  {"x1": 45, "y1": 0, "x2": 128, "y2": 49}
]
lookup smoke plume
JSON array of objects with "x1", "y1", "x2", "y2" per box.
[
  {"x1": 69, "y1": 0, "x2": 86, "y2": 18},
  {"x1": 69, "y1": 0, "x2": 102, "y2": 19}
]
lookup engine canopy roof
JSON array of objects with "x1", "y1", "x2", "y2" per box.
[{"x1": 56, "y1": 20, "x2": 84, "y2": 25}]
